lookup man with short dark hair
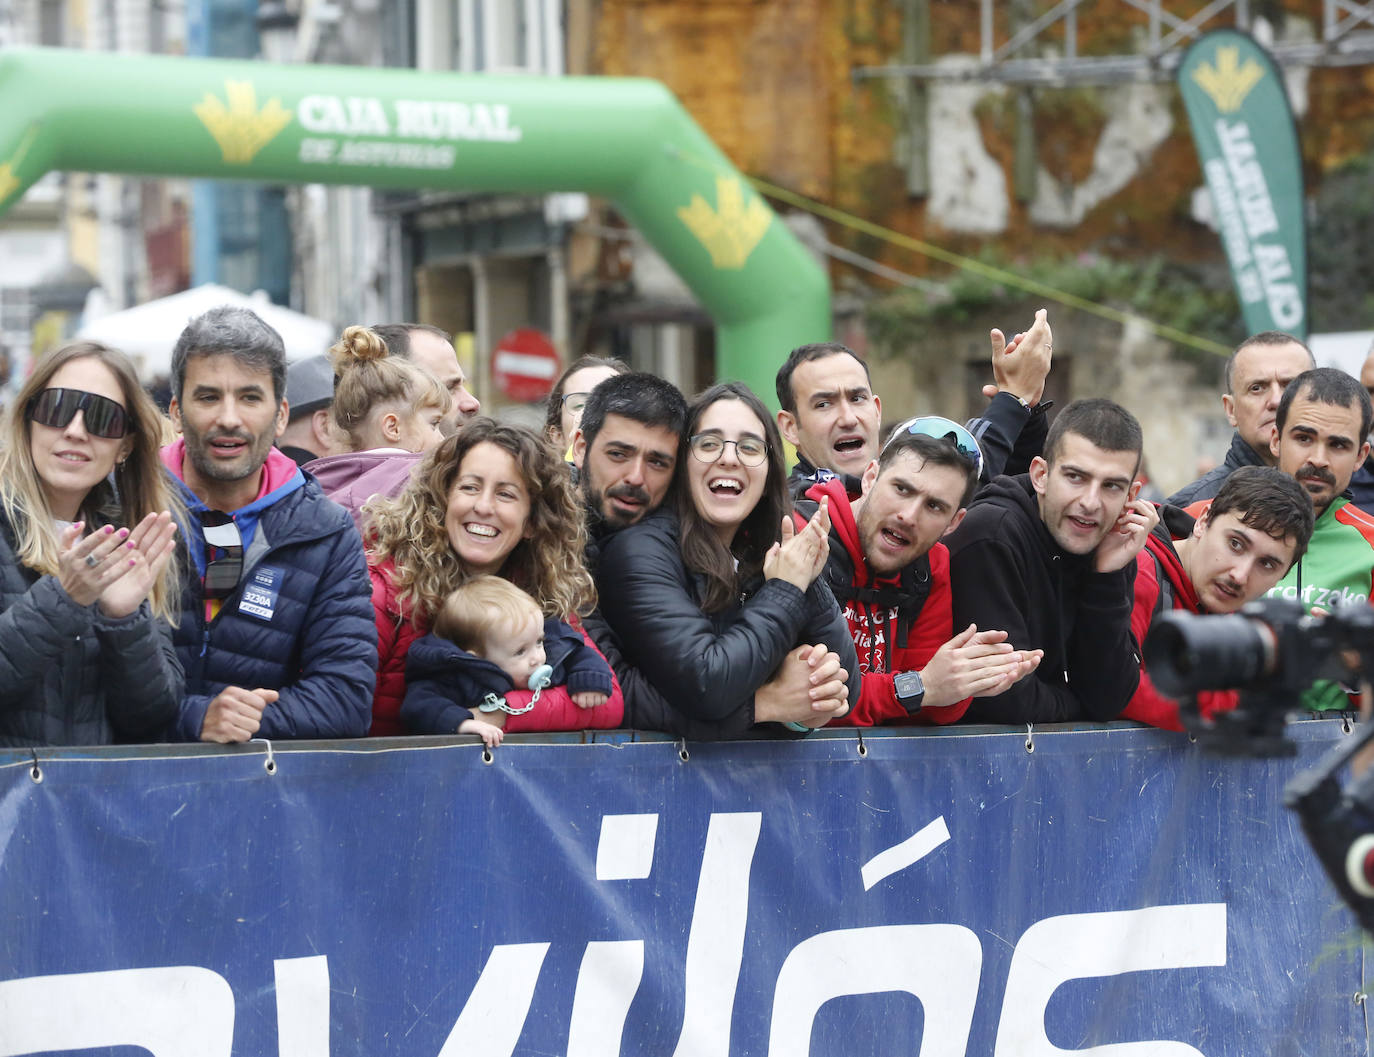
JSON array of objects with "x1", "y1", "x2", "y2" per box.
[
  {"x1": 776, "y1": 310, "x2": 1055, "y2": 500},
  {"x1": 165, "y1": 306, "x2": 377, "y2": 742},
  {"x1": 946, "y1": 398, "x2": 1158, "y2": 724},
  {"x1": 1168, "y1": 331, "x2": 1314, "y2": 507},
  {"x1": 372, "y1": 322, "x2": 480, "y2": 435},
  {"x1": 798, "y1": 417, "x2": 1041, "y2": 727},
  {"x1": 277, "y1": 354, "x2": 341, "y2": 467},
  {"x1": 1124, "y1": 466, "x2": 1313, "y2": 730},
  {"x1": 573, "y1": 372, "x2": 685, "y2": 531},
  {"x1": 575, "y1": 373, "x2": 851, "y2": 737}
]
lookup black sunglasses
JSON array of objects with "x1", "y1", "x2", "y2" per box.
[
  {"x1": 26, "y1": 388, "x2": 131, "y2": 439},
  {"x1": 197, "y1": 510, "x2": 244, "y2": 599}
]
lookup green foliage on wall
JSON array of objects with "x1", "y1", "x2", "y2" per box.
[{"x1": 1308, "y1": 151, "x2": 1374, "y2": 332}]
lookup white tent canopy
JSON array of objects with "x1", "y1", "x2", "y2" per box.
[{"x1": 76, "y1": 284, "x2": 334, "y2": 381}]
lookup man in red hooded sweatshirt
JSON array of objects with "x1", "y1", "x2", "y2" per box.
[
  {"x1": 798, "y1": 417, "x2": 1042, "y2": 726},
  {"x1": 1123, "y1": 465, "x2": 1313, "y2": 731}
]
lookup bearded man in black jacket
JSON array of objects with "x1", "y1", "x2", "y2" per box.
[{"x1": 945, "y1": 398, "x2": 1159, "y2": 725}]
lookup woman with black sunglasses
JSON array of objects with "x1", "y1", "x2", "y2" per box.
[{"x1": 0, "y1": 341, "x2": 183, "y2": 747}]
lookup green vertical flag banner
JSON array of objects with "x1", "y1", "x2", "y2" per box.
[{"x1": 1178, "y1": 29, "x2": 1308, "y2": 340}]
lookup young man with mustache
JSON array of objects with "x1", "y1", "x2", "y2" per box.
[{"x1": 1123, "y1": 466, "x2": 1313, "y2": 731}]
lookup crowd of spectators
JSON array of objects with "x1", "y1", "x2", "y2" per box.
[{"x1": 3, "y1": 305, "x2": 1368, "y2": 749}]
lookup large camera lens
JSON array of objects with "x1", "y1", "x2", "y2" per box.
[{"x1": 1145, "y1": 610, "x2": 1277, "y2": 697}]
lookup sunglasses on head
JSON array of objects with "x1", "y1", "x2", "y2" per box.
[
  {"x1": 26, "y1": 387, "x2": 131, "y2": 439},
  {"x1": 883, "y1": 416, "x2": 986, "y2": 479}
]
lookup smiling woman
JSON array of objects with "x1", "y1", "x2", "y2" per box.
[
  {"x1": 361, "y1": 418, "x2": 622, "y2": 737},
  {"x1": 594, "y1": 382, "x2": 860, "y2": 736},
  {"x1": 0, "y1": 341, "x2": 184, "y2": 747}
]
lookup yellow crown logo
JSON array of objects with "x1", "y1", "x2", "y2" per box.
[
  {"x1": 678, "y1": 176, "x2": 772, "y2": 270},
  {"x1": 0, "y1": 163, "x2": 18, "y2": 205},
  {"x1": 194, "y1": 80, "x2": 293, "y2": 165},
  {"x1": 1191, "y1": 45, "x2": 1265, "y2": 113}
]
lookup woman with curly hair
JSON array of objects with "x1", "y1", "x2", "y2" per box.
[
  {"x1": 594, "y1": 382, "x2": 857, "y2": 737},
  {"x1": 363, "y1": 417, "x2": 622, "y2": 736},
  {"x1": 0, "y1": 341, "x2": 183, "y2": 746}
]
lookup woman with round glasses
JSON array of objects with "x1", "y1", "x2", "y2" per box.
[
  {"x1": 0, "y1": 341, "x2": 183, "y2": 747},
  {"x1": 595, "y1": 382, "x2": 858, "y2": 737},
  {"x1": 543, "y1": 356, "x2": 628, "y2": 457}
]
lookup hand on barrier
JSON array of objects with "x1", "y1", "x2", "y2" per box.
[{"x1": 200, "y1": 686, "x2": 279, "y2": 744}]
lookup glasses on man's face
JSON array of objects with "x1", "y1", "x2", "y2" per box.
[
  {"x1": 197, "y1": 510, "x2": 244, "y2": 599},
  {"x1": 689, "y1": 433, "x2": 769, "y2": 467},
  {"x1": 26, "y1": 387, "x2": 130, "y2": 439},
  {"x1": 883, "y1": 416, "x2": 986, "y2": 479},
  {"x1": 561, "y1": 392, "x2": 591, "y2": 417}
]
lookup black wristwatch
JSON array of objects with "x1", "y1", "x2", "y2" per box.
[{"x1": 893, "y1": 669, "x2": 925, "y2": 714}]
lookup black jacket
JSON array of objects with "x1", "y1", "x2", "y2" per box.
[
  {"x1": 401, "y1": 616, "x2": 614, "y2": 734},
  {"x1": 594, "y1": 509, "x2": 860, "y2": 735},
  {"x1": 0, "y1": 508, "x2": 182, "y2": 748},
  {"x1": 944, "y1": 474, "x2": 1140, "y2": 724},
  {"x1": 1166, "y1": 431, "x2": 1266, "y2": 508},
  {"x1": 785, "y1": 392, "x2": 1048, "y2": 501}
]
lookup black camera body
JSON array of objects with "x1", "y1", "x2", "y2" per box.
[{"x1": 1145, "y1": 597, "x2": 1374, "y2": 930}]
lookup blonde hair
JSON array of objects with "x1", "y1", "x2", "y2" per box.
[
  {"x1": 433, "y1": 575, "x2": 541, "y2": 654},
  {"x1": 364, "y1": 418, "x2": 595, "y2": 624},
  {"x1": 0, "y1": 341, "x2": 183, "y2": 621},
  {"x1": 329, "y1": 325, "x2": 450, "y2": 450}
]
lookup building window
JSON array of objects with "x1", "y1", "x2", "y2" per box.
[{"x1": 448, "y1": 0, "x2": 560, "y2": 75}]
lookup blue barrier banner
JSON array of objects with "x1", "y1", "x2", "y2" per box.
[{"x1": 0, "y1": 721, "x2": 1366, "y2": 1056}]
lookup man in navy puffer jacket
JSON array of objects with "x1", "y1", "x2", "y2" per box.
[{"x1": 164, "y1": 306, "x2": 376, "y2": 743}]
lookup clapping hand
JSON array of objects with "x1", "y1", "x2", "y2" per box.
[
  {"x1": 764, "y1": 497, "x2": 831, "y2": 591},
  {"x1": 983, "y1": 307, "x2": 1053, "y2": 406},
  {"x1": 97, "y1": 512, "x2": 179, "y2": 619}
]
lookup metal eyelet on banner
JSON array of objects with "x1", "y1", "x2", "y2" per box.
[
  {"x1": 678, "y1": 739, "x2": 690, "y2": 763},
  {"x1": 1354, "y1": 991, "x2": 1367, "y2": 1006},
  {"x1": 1025, "y1": 724, "x2": 1036, "y2": 754},
  {"x1": 28, "y1": 750, "x2": 42, "y2": 784},
  {"x1": 482, "y1": 747, "x2": 494, "y2": 765},
  {"x1": 856, "y1": 731, "x2": 868, "y2": 758},
  {"x1": 251, "y1": 738, "x2": 277, "y2": 776},
  {"x1": 1343, "y1": 716, "x2": 1354, "y2": 735}
]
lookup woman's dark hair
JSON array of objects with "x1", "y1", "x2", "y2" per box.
[
  {"x1": 676, "y1": 382, "x2": 789, "y2": 613},
  {"x1": 542, "y1": 355, "x2": 629, "y2": 443}
]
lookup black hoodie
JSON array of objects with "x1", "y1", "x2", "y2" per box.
[{"x1": 944, "y1": 474, "x2": 1140, "y2": 724}]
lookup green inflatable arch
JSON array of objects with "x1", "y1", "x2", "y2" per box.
[{"x1": 0, "y1": 47, "x2": 830, "y2": 402}]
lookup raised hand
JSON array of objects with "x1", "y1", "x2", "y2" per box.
[{"x1": 983, "y1": 308, "x2": 1053, "y2": 406}]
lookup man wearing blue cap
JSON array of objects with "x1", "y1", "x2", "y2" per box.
[{"x1": 796, "y1": 417, "x2": 1041, "y2": 728}]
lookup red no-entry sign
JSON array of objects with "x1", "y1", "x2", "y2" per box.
[{"x1": 492, "y1": 328, "x2": 560, "y2": 403}]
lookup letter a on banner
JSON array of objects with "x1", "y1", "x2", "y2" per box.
[{"x1": 1178, "y1": 29, "x2": 1308, "y2": 340}]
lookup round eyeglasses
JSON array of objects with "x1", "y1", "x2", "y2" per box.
[{"x1": 689, "y1": 433, "x2": 769, "y2": 467}]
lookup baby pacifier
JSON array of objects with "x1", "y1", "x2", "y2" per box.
[{"x1": 528, "y1": 664, "x2": 553, "y2": 693}]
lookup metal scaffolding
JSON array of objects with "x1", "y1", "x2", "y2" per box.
[{"x1": 854, "y1": 0, "x2": 1374, "y2": 85}]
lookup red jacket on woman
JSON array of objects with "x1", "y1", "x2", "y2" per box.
[{"x1": 368, "y1": 558, "x2": 623, "y2": 736}]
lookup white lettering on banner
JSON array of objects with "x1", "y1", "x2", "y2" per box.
[
  {"x1": 275, "y1": 957, "x2": 330, "y2": 1057},
  {"x1": 394, "y1": 100, "x2": 522, "y2": 143},
  {"x1": 770, "y1": 925, "x2": 983, "y2": 1056},
  {"x1": 1269, "y1": 582, "x2": 1370, "y2": 606},
  {"x1": 993, "y1": 904, "x2": 1228, "y2": 1057},
  {"x1": 434, "y1": 943, "x2": 550, "y2": 1057},
  {"x1": 0, "y1": 813, "x2": 1233, "y2": 1056},
  {"x1": 1207, "y1": 120, "x2": 1304, "y2": 328},
  {"x1": 566, "y1": 941, "x2": 646, "y2": 1057},
  {"x1": 0, "y1": 966, "x2": 235, "y2": 1056},
  {"x1": 861, "y1": 815, "x2": 951, "y2": 891},
  {"x1": 298, "y1": 94, "x2": 392, "y2": 136}
]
